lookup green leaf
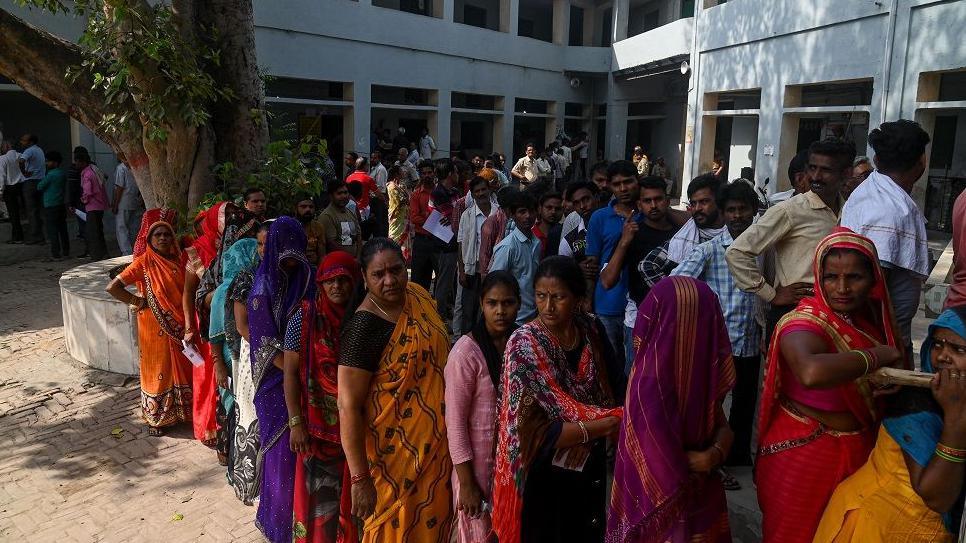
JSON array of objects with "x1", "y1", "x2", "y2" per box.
[
  {"x1": 110, "y1": 427, "x2": 123, "y2": 438},
  {"x1": 171, "y1": 513, "x2": 184, "y2": 522}
]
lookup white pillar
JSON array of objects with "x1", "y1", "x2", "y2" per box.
[
  {"x1": 435, "y1": 89, "x2": 451, "y2": 158},
  {"x1": 553, "y1": 0, "x2": 571, "y2": 45},
  {"x1": 508, "y1": 0, "x2": 520, "y2": 36},
  {"x1": 443, "y1": 0, "x2": 454, "y2": 21},
  {"x1": 350, "y1": 81, "x2": 371, "y2": 155},
  {"x1": 612, "y1": 0, "x2": 628, "y2": 43},
  {"x1": 605, "y1": 75, "x2": 627, "y2": 161},
  {"x1": 495, "y1": 96, "x2": 515, "y2": 163}
]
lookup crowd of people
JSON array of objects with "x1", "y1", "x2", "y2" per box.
[{"x1": 92, "y1": 117, "x2": 966, "y2": 543}]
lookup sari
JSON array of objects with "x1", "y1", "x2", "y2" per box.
[
  {"x1": 813, "y1": 307, "x2": 966, "y2": 542},
  {"x1": 755, "y1": 228, "x2": 901, "y2": 543},
  {"x1": 117, "y1": 221, "x2": 193, "y2": 428},
  {"x1": 608, "y1": 276, "x2": 736, "y2": 543},
  {"x1": 209, "y1": 238, "x2": 259, "y2": 495},
  {"x1": 228, "y1": 260, "x2": 261, "y2": 505},
  {"x1": 293, "y1": 251, "x2": 361, "y2": 543},
  {"x1": 387, "y1": 179, "x2": 412, "y2": 261},
  {"x1": 248, "y1": 217, "x2": 315, "y2": 543},
  {"x1": 492, "y1": 314, "x2": 624, "y2": 543},
  {"x1": 352, "y1": 282, "x2": 453, "y2": 543}
]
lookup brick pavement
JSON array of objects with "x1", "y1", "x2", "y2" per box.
[{"x1": 0, "y1": 224, "x2": 261, "y2": 543}]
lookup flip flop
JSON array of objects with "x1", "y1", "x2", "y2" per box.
[{"x1": 718, "y1": 467, "x2": 741, "y2": 491}]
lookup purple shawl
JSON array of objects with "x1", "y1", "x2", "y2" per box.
[
  {"x1": 607, "y1": 276, "x2": 735, "y2": 543},
  {"x1": 247, "y1": 216, "x2": 313, "y2": 543}
]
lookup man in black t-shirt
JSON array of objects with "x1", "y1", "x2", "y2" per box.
[{"x1": 598, "y1": 176, "x2": 678, "y2": 373}]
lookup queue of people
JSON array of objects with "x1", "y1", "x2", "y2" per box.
[{"x1": 100, "y1": 117, "x2": 966, "y2": 543}]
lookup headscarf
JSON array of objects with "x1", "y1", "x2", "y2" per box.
[
  {"x1": 492, "y1": 314, "x2": 623, "y2": 543},
  {"x1": 208, "y1": 238, "x2": 259, "y2": 344},
  {"x1": 607, "y1": 276, "x2": 735, "y2": 543},
  {"x1": 759, "y1": 227, "x2": 902, "y2": 438},
  {"x1": 191, "y1": 202, "x2": 228, "y2": 269},
  {"x1": 134, "y1": 208, "x2": 178, "y2": 257},
  {"x1": 247, "y1": 216, "x2": 314, "y2": 389},
  {"x1": 139, "y1": 221, "x2": 188, "y2": 341},
  {"x1": 299, "y1": 251, "x2": 362, "y2": 447},
  {"x1": 882, "y1": 306, "x2": 966, "y2": 533}
]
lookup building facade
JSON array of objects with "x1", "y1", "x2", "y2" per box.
[{"x1": 2, "y1": 0, "x2": 964, "y2": 224}]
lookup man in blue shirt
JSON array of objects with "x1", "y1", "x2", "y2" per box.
[
  {"x1": 489, "y1": 191, "x2": 540, "y2": 324},
  {"x1": 585, "y1": 160, "x2": 640, "y2": 370},
  {"x1": 18, "y1": 134, "x2": 46, "y2": 244},
  {"x1": 671, "y1": 180, "x2": 762, "y2": 466}
]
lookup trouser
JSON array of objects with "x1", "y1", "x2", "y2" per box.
[
  {"x1": 410, "y1": 234, "x2": 436, "y2": 291},
  {"x1": 765, "y1": 303, "x2": 797, "y2": 349},
  {"x1": 624, "y1": 325, "x2": 636, "y2": 373},
  {"x1": 432, "y1": 251, "x2": 457, "y2": 322},
  {"x1": 598, "y1": 314, "x2": 626, "y2": 375},
  {"x1": 726, "y1": 354, "x2": 762, "y2": 466},
  {"x1": 455, "y1": 273, "x2": 481, "y2": 336},
  {"x1": 85, "y1": 210, "x2": 107, "y2": 261},
  {"x1": 23, "y1": 179, "x2": 44, "y2": 242},
  {"x1": 886, "y1": 270, "x2": 922, "y2": 367},
  {"x1": 3, "y1": 183, "x2": 24, "y2": 241},
  {"x1": 573, "y1": 158, "x2": 587, "y2": 182},
  {"x1": 115, "y1": 208, "x2": 143, "y2": 256},
  {"x1": 44, "y1": 205, "x2": 70, "y2": 258}
]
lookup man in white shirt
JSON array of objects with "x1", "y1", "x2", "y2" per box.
[
  {"x1": 111, "y1": 154, "x2": 144, "y2": 255},
  {"x1": 418, "y1": 128, "x2": 437, "y2": 159},
  {"x1": 455, "y1": 175, "x2": 499, "y2": 335},
  {"x1": 1, "y1": 140, "x2": 25, "y2": 242},
  {"x1": 369, "y1": 149, "x2": 388, "y2": 196},
  {"x1": 511, "y1": 143, "x2": 549, "y2": 189}
]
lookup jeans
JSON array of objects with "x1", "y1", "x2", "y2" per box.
[
  {"x1": 598, "y1": 314, "x2": 626, "y2": 375},
  {"x1": 44, "y1": 205, "x2": 70, "y2": 258},
  {"x1": 726, "y1": 354, "x2": 762, "y2": 466},
  {"x1": 23, "y1": 179, "x2": 44, "y2": 242},
  {"x1": 624, "y1": 325, "x2": 636, "y2": 374},
  {"x1": 432, "y1": 251, "x2": 457, "y2": 322},
  {"x1": 85, "y1": 210, "x2": 108, "y2": 261},
  {"x1": 886, "y1": 266, "x2": 923, "y2": 365},
  {"x1": 3, "y1": 183, "x2": 24, "y2": 241}
]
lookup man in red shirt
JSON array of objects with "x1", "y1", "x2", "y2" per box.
[{"x1": 409, "y1": 159, "x2": 439, "y2": 291}]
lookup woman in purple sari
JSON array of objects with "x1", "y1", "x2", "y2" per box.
[
  {"x1": 607, "y1": 276, "x2": 736, "y2": 543},
  {"x1": 247, "y1": 217, "x2": 315, "y2": 543}
]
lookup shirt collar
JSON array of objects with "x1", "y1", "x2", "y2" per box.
[
  {"x1": 511, "y1": 226, "x2": 533, "y2": 243},
  {"x1": 803, "y1": 189, "x2": 841, "y2": 211}
]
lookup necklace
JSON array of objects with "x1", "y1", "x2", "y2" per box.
[
  {"x1": 368, "y1": 295, "x2": 394, "y2": 320},
  {"x1": 544, "y1": 319, "x2": 579, "y2": 351}
]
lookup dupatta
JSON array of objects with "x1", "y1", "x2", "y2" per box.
[
  {"x1": 607, "y1": 276, "x2": 735, "y2": 543},
  {"x1": 209, "y1": 237, "x2": 259, "y2": 345},
  {"x1": 758, "y1": 228, "x2": 901, "y2": 438},
  {"x1": 139, "y1": 221, "x2": 188, "y2": 341},
  {"x1": 492, "y1": 314, "x2": 623, "y2": 543}
]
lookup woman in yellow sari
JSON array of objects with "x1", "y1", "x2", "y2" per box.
[{"x1": 337, "y1": 237, "x2": 453, "y2": 543}]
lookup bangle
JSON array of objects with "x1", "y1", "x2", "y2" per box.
[
  {"x1": 350, "y1": 472, "x2": 371, "y2": 485},
  {"x1": 935, "y1": 448, "x2": 966, "y2": 464},
  {"x1": 866, "y1": 348, "x2": 880, "y2": 371},
  {"x1": 577, "y1": 420, "x2": 589, "y2": 444},
  {"x1": 711, "y1": 443, "x2": 726, "y2": 465},
  {"x1": 288, "y1": 415, "x2": 303, "y2": 427},
  {"x1": 937, "y1": 443, "x2": 966, "y2": 460},
  {"x1": 852, "y1": 350, "x2": 871, "y2": 375}
]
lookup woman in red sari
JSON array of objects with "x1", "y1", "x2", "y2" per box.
[
  {"x1": 285, "y1": 251, "x2": 361, "y2": 543},
  {"x1": 755, "y1": 228, "x2": 904, "y2": 543}
]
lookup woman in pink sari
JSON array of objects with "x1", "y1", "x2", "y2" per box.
[{"x1": 608, "y1": 276, "x2": 736, "y2": 543}]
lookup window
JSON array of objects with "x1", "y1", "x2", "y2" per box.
[
  {"x1": 569, "y1": 6, "x2": 585, "y2": 46},
  {"x1": 643, "y1": 9, "x2": 660, "y2": 32},
  {"x1": 930, "y1": 116, "x2": 958, "y2": 170},
  {"x1": 601, "y1": 8, "x2": 612, "y2": 46},
  {"x1": 681, "y1": 0, "x2": 695, "y2": 17},
  {"x1": 463, "y1": 4, "x2": 487, "y2": 28},
  {"x1": 519, "y1": 18, "x2": 535, "y2": 38}
]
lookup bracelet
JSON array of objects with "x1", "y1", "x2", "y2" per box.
[
  {"x1": 935, "y1": 448, "x2": 966, "y2": 464},
  {"x1": 866, "y1": 348, "x2": 880, "y2": 371},
  {"x1": 711, "y1": 443, "x2": 726, "y2": 465},
  {"x1": 852, "y1": 350, "x2": 871, "y2": 375},
  {"x1": 937, "y1": 442, "x2": 966, "y2": 460},
  {"x1": 288, "y1": 415, "x2": 303, "y2": 427},
  {"x1": 577, "y1": 420, "x2": 589, "y2": 444},
  {"x1": 350, "y1": 472, "x2": 371, "y2": 485}
]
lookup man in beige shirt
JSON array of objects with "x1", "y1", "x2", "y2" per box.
[
  {"x1": 511, "y1": 143, "x2": 549, "y2": 188},
  {"x1": 295, "y1": 195, "x2": 326, "y2": 266},
  {"x1": 725, "y1": 138, "x2": 855, "y2": 339}
]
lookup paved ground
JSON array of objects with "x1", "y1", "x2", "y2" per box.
[{"x1": 0, "y1": 222, "x2": 260, "y2": 542}]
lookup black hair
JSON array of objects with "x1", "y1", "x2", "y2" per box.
[
  {"x1": 590, "y1": 161, "x2": 609, "y2": 176},
  {"x1": 606, "y1": 160, "x2": 637, "y2": 181},
  {"x1": 294, "y1": 193, "x2": 314, "y2": 206},
  {"x1": 716, "y1": 180, "x2": 760, "y2": 210},
  {"x1": 479, "y1": 270, "x2": 521, "y2": 302},
  {"x1": 808, "y1": 138, "x2": 856, "y2": 172},
  {"x1": 506, "y1": 190, "x2": 537, "y2": 213},
  {"x1": 454, "y1": 159, "x2": 472, "y2": 179},
  {"x1": 524, "y1": 141, "x2": 536, "y2": 150},
  {"x1": 868, "y1": 119, "x2": 931, "y2": 173},
  {"x1": 787, "y1": 148, "x2": 809, "y2": 181},
  {"x1": 360, "y1": 237, "x2": 404, "y2": 271},
  {"x1": 345, "y1": 151, "x2": 359, "y2": 162},
  {"x1": 25, "y1": 134, "x2": 38, "y2": 145},
  {"x1": 47, "y1": 151, "x2": 63, "y2": 165},
  {"x1": 687, "y1": 173, "x2": 722, "y2": 199},
  {"x1": 244, "y1": 187, "x2": 265, "y2": 201},
  {"x1": 534, "y1": 255, "x2": 587, "y2": 299},
  {"x1": 347, "y1": 182, "x2": 363, "y2": 199},
  {"x1": 72, "y1": 147, "x2": 91, "y2": 164},
  {"x1": 823, "y1": 247, "x2": 874, "y2": 277},
  {"x1": 468, "y1": 175, "x2": 488, "y2": 191},
  {"x1": 416, "y1": 158, "x2": 435, "y2": 172},
  {"x1": 539, "y1": 191, "x2": 563, "y2": 207},
  {"x1": 387, "y1": 165, "x2": 404, "y2": 181},
  {"x1": 563, "y1": 180, "x2": 598, "y2": 201},
  {"x1": 495, "y1": 186, "x2": 519, "y2": 209},
  {"x1": 434, "y1": 158, "x2": 454, "y2": 181},
  {"x1": 327, "y1": 178, "x2": 347, "y2": 195},
  {"x1": 638, "y1": 175, "x2": 667, "y2": 192}
]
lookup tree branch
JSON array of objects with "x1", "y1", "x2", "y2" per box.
[{"x1": 0, "y1": 8, "x2": 119, "y2": 144}]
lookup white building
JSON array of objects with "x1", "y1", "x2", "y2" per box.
[{"x1": 3, "y1": 0, "x2": 965, "y2": 229}]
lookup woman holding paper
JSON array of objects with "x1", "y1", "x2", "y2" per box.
[
  {"x1": 491, "y1": 256, "x2": 624, "y2": 543},
  {"x1": 106, "y1": 220, "x2": 193, "y2": 437}
]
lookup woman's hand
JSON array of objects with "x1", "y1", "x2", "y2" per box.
[
  {"x1": 351, "y1": 477, "x2": 377, "y2": 520},
  {"x1": 933, "y1": 368, "x2": 966, "y2": 431},
  {"x1": 591, "y1": 416, "x2": 622, "y2": 439},
  {"x1": 457, "y1": 479, "x2": 484, "y2": 519},
  {"x1": 686, "y1": 449, "x2": 717, "y2": 473},
  {"x1": 870, "y1": 345, "x2": 903, "y2": 369},
  {"x1": 289, "y1": 422, "x2": 310, "y2": 454},
  {"x1": 214, "y1": 359, "x2": 230, "y2": 390},
  {"x1": 183, "y1": 328, "x2": 196, "y2": 343}
]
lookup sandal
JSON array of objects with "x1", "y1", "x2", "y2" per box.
[
  {"x1": 718, "y1": 467, "x2": 741, "y2": 491},
  {"x1": 148, "y1": 427, "x2": 165, "y2": 437}
]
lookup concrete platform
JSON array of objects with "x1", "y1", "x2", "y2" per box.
[{"x1": 59, "y1": 255, "x2": 140, "y2": 376}]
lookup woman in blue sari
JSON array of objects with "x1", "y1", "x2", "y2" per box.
[{"x1": 247, "y1": 217, "x2": 315, "y2": 543}]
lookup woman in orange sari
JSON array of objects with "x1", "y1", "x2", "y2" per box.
[
  {"x1": 755, "y1": 228, "x2": 904, "y2": 543},
  {"x1": 107, "y1": 220, "x2": 193, "y2": 436}
]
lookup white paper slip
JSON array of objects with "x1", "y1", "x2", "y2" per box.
[
  {"x1": 552, "y1": 447, "x2": 589, "y2": 472},
  {"x1": 182, "y1": 341, "x2": 205, "y2": 367},
  {"x1": 423, "y1": 210, "x2": 454, "y2": 244},
  {"x1": 74, "y1": 209, "x2": 87, "y2": 221}
]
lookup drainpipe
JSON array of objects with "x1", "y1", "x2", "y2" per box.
[
  {"x1": 879, "y1": 0, "x2": 900, "y2": 125},
  {"x1": 683, "y1": 1, "x2": 702, "y2": 194}
]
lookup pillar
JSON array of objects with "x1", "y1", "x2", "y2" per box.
[
  {"x1": 611, "y1": 0, "x2": 628, "y2": 43},
  {"x1": 508, "y1": 0, "x2": 520, "y2": 35},
  {"x1": 553, "y1": 0, "x2": 571, "y2": 45},
  {"x1": 494, "y1": 96, "x2": 515, "y2": 163},
  {"x1": 434, "y1": 89, "x2": 451, "y2": 159},
  {"x1": 348, "y1": 81, "x2": 371, "y2": 155}
]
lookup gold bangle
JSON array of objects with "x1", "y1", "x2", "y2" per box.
[
  {"x1": 853, "y1": 350, "x2": 871, "y2": 375},
  {"x1": 288, "y1": 415, "x2": 303, "y2": 427}
]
